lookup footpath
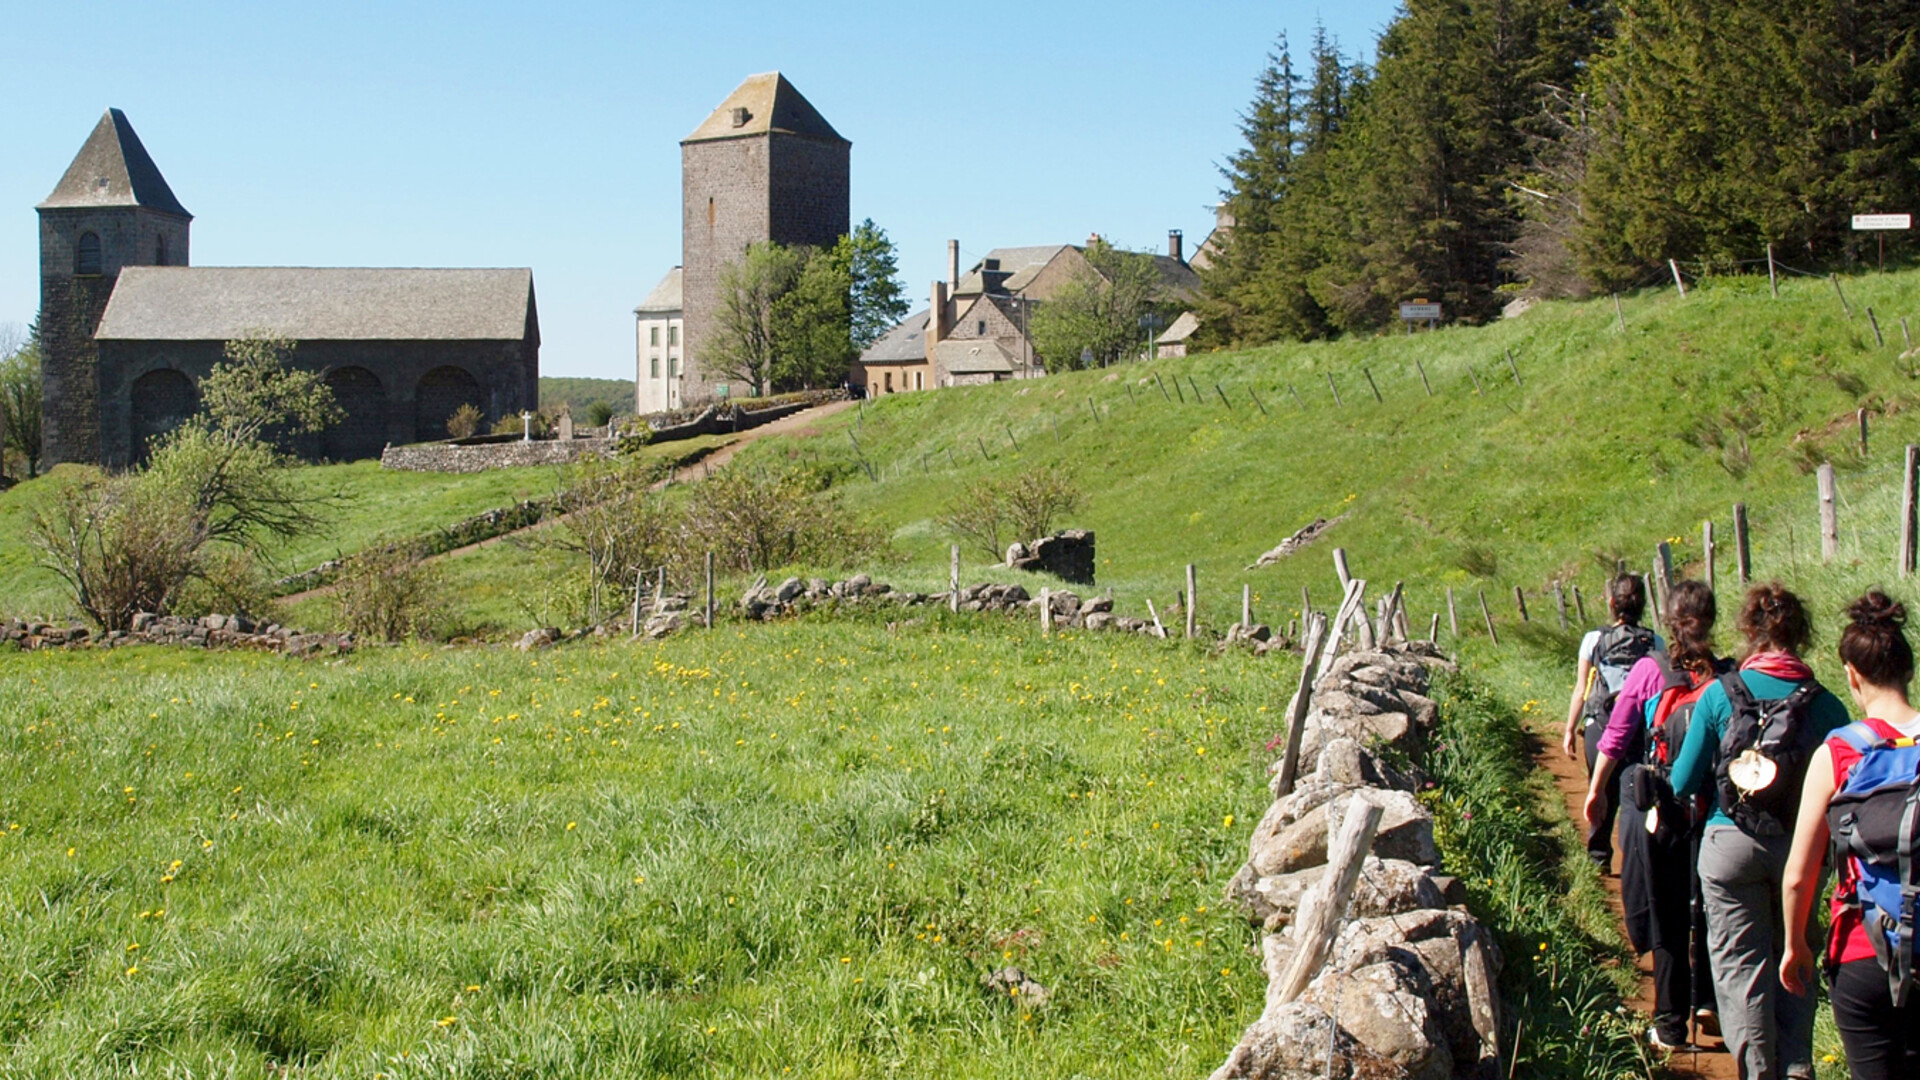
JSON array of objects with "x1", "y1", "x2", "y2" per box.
[{"x1": 1533, "y1": 728, "x2": 1737, "y2": 1080}]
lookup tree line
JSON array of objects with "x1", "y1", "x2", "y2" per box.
[{"x1": 1202, "y1": 1, "x2": 1920, "y2": 347}]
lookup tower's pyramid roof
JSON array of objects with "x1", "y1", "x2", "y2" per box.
[
  {"x1": 40, "y1": 109, "x2": 191, "y2": 218},
  {"x1": 684, "y1": 72, "x2": 847, "y2": 144}
]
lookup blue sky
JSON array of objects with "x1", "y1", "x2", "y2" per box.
[{"x1": 3, "y1": 1, "x2": 1401, "y2": 380}]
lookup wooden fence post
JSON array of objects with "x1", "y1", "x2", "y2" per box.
[
  {"x1": 1288, "y1": 383, "x2": 1305, "y2": 410},
  {"x1": 1215, "y1": 383, "x2": 1234, "y2": 409},
  {"x1": 1903, "y1": 445, "x2": 1919, "y2": 579},
  {"x1": 630, "y1": 566, "x2": 644, "y2": 640},
  {"x1": 1146, "y1": 599, "x2": 1167, "y2": 639},
  {"x1": 1554, "y1": 582, "x2": 1569, "y2": 631},
  {"x1": 1154, "y1": 373, "x2": 1172, "y2": 403},
  {"x1": 1670, "y1": 258, "x2": 1688, "y2": 298},
  {"x1": 1505, "y1": 349, "x2": 1523, "y2": 387},
  {"x1": 949, "y1": 544, "x2": 960, "y2": 613},
  {"x1": 1188, "y1": 375, "x2": 1205, "y2": 404},
  {"x1": 1613, "y1": 292, "x2": 1627, "y2": 332},
  {"x1": 1363, "y1": 367, "x2": 1383, "y2": 403},
  {"x1": 1301, "y1": 585, "x2": 1313, "y2": 621},
  {"x1": 1326, "y1": 372, "x2": 1344, "y2": 407},
  {"x1": 1274, "y1": 798, "x2": 1385, "y2": 1004},
  {"x1": 1644, "y1": 571, "x2": 1661, "y2": 623},
  {"x1": 1086, "y1": 397, "x2": 1100, "y2": 424},
  {"x1": 1702, "y1": 521, "x2": 1716, "y2": 592},
  {"x1": 1243, "y1": 583, "x2": 1253, "y2": 628},
  {"x1": 705, "y1": 551, "x2": 715, "y2": 629},
  {"x1": 1447, "y1": 587, "x2": 1459, "y2": 637},
  {"x1": 1040, "y1": 587, "x2": 1052, "y2": 636},
  {"x1": 1429, "y1": 613, "x2": 1440, "y2": 643},
  {"x1": 1513, "y1": 586, "x2": 1529, "y2": 623},
  {"x1": 1173, "y1": 377, "x2": 1186, "y2": 404},
  {"x1": 1249, "y1": 388, "x2": 1269, "y2": 415},
  {"x1": 1478, "y1": 590, "x2": 1499, "y2": 646},
  {"x1": 1185, "y1": 564, "x2": 1198, "y2": 639},
  {"x1": 1005, "y1": 423, "x2": 1019, "y2": 452},
  {"x1": 1734, "y1": 502, "x2": 1753, "y2": 584},
  {"x1": 1416, "y1": 360, "x2": 1434, "y2": 397},
  {"x1": 1831, "y1": 273, "x2": 1853, "y2": 317},
  {"x1": 1767, "y1": 243, "x2": 1779, "y2": 299},
  {"x1": 1859, "y1": 408, "x2": 1869, "y2": 457},
  {"x1": 1467, "y1": 366, "x2": 1485, "y2": 395},
  {"x1": 1818, "y1": 463, "x2": 1840, "y2": 562},
  {"x1": 1573, "y1": 584, "x2": 1587, "y2": 626},
  {"x1": 1869, "y1": 309, "x2": 1886, "y2": 348},
  {"x1": 1656, "y1": 541, "x2": 1675, "y2": 608},
  {"x1": 1334, "y1": 548, "x2": 1353, "y2": 589},
  {"x1": 1272, "y1": 613, "x2": 1330, "y2": 793},
  {"x1": 1381, "y1": 582, "x2": 1405, "y2": 644}
]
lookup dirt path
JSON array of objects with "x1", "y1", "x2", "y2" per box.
[
  {"x1": 279, "y1": 400, "x2": 858, "y2": 605},
  {"x1": 1531, "y1": 727, "x2": 1737, "y2": 1079}
]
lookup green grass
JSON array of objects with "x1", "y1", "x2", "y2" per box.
[{"x1": 1, "y1": 615, "x2": 1281, "y2": 1077}]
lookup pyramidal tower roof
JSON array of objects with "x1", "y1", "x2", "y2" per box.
[
  {"x1": 683, "y1": 72, "x2": 847, "y2": 145},
  {"x1": 39, "y1": 108, "x2": 191, "y2": 218}
]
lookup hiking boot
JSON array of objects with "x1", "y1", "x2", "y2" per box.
[{"x1": 1693, "y1": 1009, "x2": 1720, "y2": 1039}]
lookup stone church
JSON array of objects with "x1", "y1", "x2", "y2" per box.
[
  {"x1": 637, "y1": 72, "x2": 848, "y2": 410},
  {"x1": 38, "y1": 109, "x2": 539, "y2": 467}
]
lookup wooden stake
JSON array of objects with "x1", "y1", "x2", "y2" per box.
[
  {"x1": 1767, "y1": 243, "x2": 1779, "y2": 299},
  {"x1": 1242, "y1": 583, "x2": 1252, "y2": 628},
  {"x1": 1050, "y1": 415, "x2": 1060, "y2": 442},
  {"x1": 1005, "y1": 423, "x2": 1019, "y2": 452},
  {"x1": 1185, "y1": 564, "x2": 1198, "y2": 639},
  {"x1": 1657, "y1": 540, "x2": 1675, "y2": 593},
  {"x1": 1669, "y1": 258, "x2": 1688, "y2": 298},
  {"x1": 1513, "y1": 585, "x2": 1529, "y2": 623},
  {"x1": 1902, "y1": 445, "x2": 1918, "y2": 579},
  {"x1": 705, "y1": 550, "x2": 715, "y2": 629},
  {"x1": 1153, "y1": 373, "x2": 1172, "y2": 403},
  {"x1": 1447, "y1": 587, "x2": 1459, "y2": 637},
  {"x1": 1249, "y1": 387, "x2": 1269, "y2": 415},
  {"x1": 1644, "y1": 571, "x2": 1661, "y2": 623},
  {"x1": 1146, "y1": 598, "x2": 1167, "y2": 639},
  {"x1": 1505, "y1": 349, "x2": 1522, "y2": 387},
  {"x1": 1468, "y1": 366, "x2": 1485, "y2": 395},
  {"x1": 1273, "y1": 797, "x2": 1384, "y2": 1004},
  {"x1": 1086, "y1": 397, "x2": 1100, "y2": 424},
  {"x1": 1573, "y1": 584, "x2": 1587, "y2": 626},
  {"x1": 1903, "y1": 316, "x2": 1914, "y2": 353},
  {"x1": 1326, "y1": 372, "x2": 1344, "y2": 407},
  {"x1": 1215, "y1": 383, "x2": 1233, "y2": 409},
  {"x1": 1613, "y1": 292, "x2": 1627, "y2": 332},
  {"x1": 1429, "y1": 613, "x2": 1440, "y2": 643},
  {"x1": 1702, "y1": 521, "x2": 1716, "y2": 592},
  {"x1": 1382, "y1": 582, "x2": 1405, "y2": 643},
  {"x1": 1860, "y1": 408, "x2": 1870, "y2": 456},
  {"x1": 1416, "y1": 360, "x2": 1433, "y2": 396},
  {"x1": 1869, "y1": 308, "x2": 1886, "y2": 348},
  {"x1": 1478, "y1": 590, "x2": 1499, "y2": 646},
  {"x1": 1126, "y1": 383, "x2": 1136, "y2": 406},
  {"x1": 1039, "y1": 587, "x2": 1052, "y2": 636},
  {"x1": 1320, "y1": 579, "x2": 1368, "y2": 682},
  {"x1": 1333, "y1": 548, "x2": 1352, "y2": 589},
  {"x1": 1301, "y1": 585, "x2": 1312, "y2": 621},
  {"x1": 1271, "y1": 612, "x2": 1330, "y2": 789},
  {"x1": 630, "y1": 566, "x2": 644, "y2": 639},
  {"x1": 1363, "y1": 367, "x2": 1383, "y2": 403},
  {"x1": 949, "y1": 544, "x2": 960, "y2": 613},
  {"x1": 1188, "y1": 375, "x2": 1205, "y2": 404},
  {"x1": 1832, "y1": 273, "x2": 1853, "y2": 317},
  {"x1": 1819, "y1": 463, "x2": 1839, "y2": 562},
  {"x1": 1173, "y1": 377, "x2": 1186, "y2": 404},
  {"x1": 1554, "y1": 581, "x2": 1569, "y2": 631},
  {"x1": 1288, "y1": 383, "x2": 1305, "y2": 410},
  {"x1": 1734, "y1": 502, "x2": 1752, "y2": 584},
  {"x1": 977, "y1": 435, "x2": 992, "y2": 461}
]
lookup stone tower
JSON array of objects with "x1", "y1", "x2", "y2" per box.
[
  {"x1": 38, "y1": 109, "x2": 192, "y2": 466},
  {"x1": 681, "y1": 72, "x2": 849, "y2": 400}
]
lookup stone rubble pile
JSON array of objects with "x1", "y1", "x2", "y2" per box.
[
  {"x1": 1212, "y1": 643, "x2": 1502, "y2": 1080},
  {"x1": 1004, "y1": 529, "x2": 1096, "y2": 584},
  {"x1": 5, "y1": 613, "x2": 354, "y2": 657}
]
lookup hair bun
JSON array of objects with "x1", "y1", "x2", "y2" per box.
[{"x1": 1849, "y1": 591, "x2": 1908, "y2": 630}]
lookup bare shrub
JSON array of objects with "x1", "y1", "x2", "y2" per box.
[
  {"x1": 333, "y1": 540, "x2": 446, "y2": 641},
  {"x1": 172, "y1": 549, "x2": 281, "y2": 622},
  {"x1": 547, "y1": 456, "x2": 676, "y2": 623},
  {"x1": 446, "y1": 403, "x2": 483, "y2": 439},
  {"x1": 685, "y1": 464, "x2": 884, "y2": 575},
  {"x1": 940, "y1": 465, "x2": 1084, "y2": 561}
]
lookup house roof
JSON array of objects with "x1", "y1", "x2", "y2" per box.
[
  {"x1": 859, "y1": 310, "x2": 929, "y2": 364},
  {"x1": 95, "y1": 267, "x2": 537, "y2": 342},
  {"x1": 1157, "y1": 310, "x2": 1201, "y2": 344},
  {"x1": 684, "y1": 72, "x2": 847, "y2": 144},
  {"x1": 933, "y1": 339, "x2": 1017, "y2": 375},
  {"x1": 635, "y1": 267, "x2": 683, "y2": 314},
  {"x1": 959, "y1": 244, "x2": 1199, "y2": 300},
  {"x1": 40, "y1": 109, "x2": 191, "y2": 219}
]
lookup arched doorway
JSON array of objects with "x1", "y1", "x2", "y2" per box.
[
  {"x1": 414, "y1": 366, "x2": 482, "y2": 442},
  {"x1": 321, "y1": 366, "x2": 386, "y2": 460},
  {"x1": 129, "y1": 369, "x2": 196, "y2": 463}
]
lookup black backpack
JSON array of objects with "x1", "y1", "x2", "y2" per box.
[
  {"x1": 1582, "y1": 624, "x2": 1659, "y2": 730},
  {"x1": 1715, "y1": 673, "x2": 1825, "y2": 837},
  {"x1": 1630, "y1": 657, "x2": 1731, "y2": 815}
]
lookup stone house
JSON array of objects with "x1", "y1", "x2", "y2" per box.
[
  {"x1": 851, "y1": 310, "x2": 931, "y2": 396},
  {"x1": 633, "y1": 267, "x2": 685, "y2": 414}
]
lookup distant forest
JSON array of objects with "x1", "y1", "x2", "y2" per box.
[
  {"x1": 1202, "y1": 0, "x2": 1920, "y2": 346},
  {"x1": 538, "y1": 377, "x2": 633, "y2": 418}
]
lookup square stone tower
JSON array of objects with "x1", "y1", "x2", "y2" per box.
[
  {"x1": 681, "y1": 72, "x2": 849, "y2": 401},
  {"x1": 37, "y1": 109, "x2": 192, "y2": 466}
]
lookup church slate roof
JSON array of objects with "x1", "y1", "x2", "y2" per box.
[
  {"x1": 39, "y1": 109, "x2": 191, "y2": 218},
  {"x1": 635, "y1": 267, "x2": 683, "y2": 315},
  {"x1": 859, "y1": 310, "x2": 929, "y2": 364},
  {"x1": 95, "y1": 267, "x2": 537, "y2": 342},
  {"x1": 683, "y1": 72, "x2": 848, "y2": 144}
]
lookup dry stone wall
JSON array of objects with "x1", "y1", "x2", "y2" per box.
[
  {"x1": 1212, "y1": 644, "x2": 1503, "y2": 1080},
  {"x1": 5, "y1": 614, "x2": 353, "y2": 657}
]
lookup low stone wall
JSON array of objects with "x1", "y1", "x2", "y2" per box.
[
  {"x1": 6, "y1": 613, "x2": 354, "y2": 657},
  {"x1": 1212, "y1": 644, "x2": 1502, "y2": 1080},
  {"x1": 380, "y1": 437, "x2": 623, "y2": 473},
  {"x1": 1006, "y1": 530, "x2": 1095, "y2": 584}
]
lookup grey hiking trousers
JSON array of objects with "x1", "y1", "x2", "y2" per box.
[{"x1": 1698, "y1": 824, "x2": 1814, "y2": 1080}]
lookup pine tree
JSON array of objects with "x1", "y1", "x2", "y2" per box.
[{"x1": 1199, "y1": 35, "x2": 1301, "y2": 344}]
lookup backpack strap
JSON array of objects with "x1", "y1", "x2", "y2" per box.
[{"x1": 1891, "y1": 781, "x2": 1920, "y2": 1006}]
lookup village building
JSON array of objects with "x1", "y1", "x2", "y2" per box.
[
  {"x1": 36, "y1": 109, "x2": 537, "y2": 467},
  {"x1": 633, "y1": 267, "x2": 684, "y2": 413},
  {"x1": 849, "y1": 310, "x2": 930, "y2": 397}
]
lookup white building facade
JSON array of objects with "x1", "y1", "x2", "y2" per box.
[{"x1": 634, "y1": 267, "x2": 684, "y2": 414}]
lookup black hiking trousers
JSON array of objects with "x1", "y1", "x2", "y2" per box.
[
  {"x1": 1618, "y1": 783, "x2": 1716, "y2": 1040},
  {"x1": 1583, "y1": 718, "x2": 1621, "y2": 870},
  {"x1": 1830, "y1": 957, "x2": 1920, "y2": 1080}
]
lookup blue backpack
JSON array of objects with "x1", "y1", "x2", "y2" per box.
[{"x1": 1827, "y1": 721, "x2": 1920, "y2": 1005}]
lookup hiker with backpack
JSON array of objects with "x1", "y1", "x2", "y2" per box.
[
  {"x1": 1581, "y1": 579, "x2": 1727, "y2": 1050},
  {"x1": 1563, "y1": 573, "x2": 1663, "y2": 872},
  {"x1": 1781, "y1": 592, "x2": 1920, "y2": 1080},
  {"x1": 1671, "y1": 584, "x2": 1850, "y2": 1080}
]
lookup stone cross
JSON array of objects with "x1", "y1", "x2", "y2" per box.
[{"x1": 521, "y1": 411, "x2": 531, "y2": 441}]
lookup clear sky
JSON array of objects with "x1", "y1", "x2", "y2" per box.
[{"x1": 3, "y1": 1, "x2": 1401, "y2": 381}]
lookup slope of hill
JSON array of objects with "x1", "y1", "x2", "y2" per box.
[{"x1": 540, "y1": 376, "x2": 634, "y2": 416}]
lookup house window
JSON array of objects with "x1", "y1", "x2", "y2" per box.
[
  {"x1": 650, "y1": 357, "x2": 660, "y2": 378},
  {"x1": 668, "y1": 326, "x2": 680, "y2": 346},
  {"x1": 915, "y1": 371, "x2": 924, "y2": 390},
  {"x1": 884, "y1": 372, "x2": 894, "y2": 393},
  {"x1": 650, "y1": 326, "x2": 660, "y2": 346},
  {"x1": 76, "y1": 232, "x2": 102, "y2": 276},
  {"x1": 670, "y1": 358, "x2": 680, "y2": 376},
  {"x1": 977, "y1": 320, "x2": 986, "y2": 335},
  {"x1": 155, "y1": 234, "x2": 169, "y2": 266}
]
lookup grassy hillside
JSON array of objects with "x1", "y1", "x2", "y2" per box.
[{"x1": 541, "y1": 376, "x2": 635, "y2": 416}]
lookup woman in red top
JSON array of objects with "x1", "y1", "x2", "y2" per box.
[{"x1": 1781, "y1": 592, "x2": 1920, "y2": 1080}]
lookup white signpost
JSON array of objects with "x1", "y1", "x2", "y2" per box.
[
  {"x1": 1399, "y1": 300, "x2": 1442, "y2": 332},
  {"x1": 1853, "y1": 214, "x2": 1911, "y2": 270}
]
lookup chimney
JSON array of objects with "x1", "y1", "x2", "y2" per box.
[
  {"x1": 1169, "y1": 229, "x2": 1184, "y2": 263},
  {"x1": 946, "y1": 239, "x2": 959, "y2": 292},
  {"x1": 929, "y1": 281, "x2": 949, "y2": 346}
]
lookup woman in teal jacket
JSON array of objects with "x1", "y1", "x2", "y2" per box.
[{"x1": 1670, "y1": 584, "x2": 1849, "y2": 1080}]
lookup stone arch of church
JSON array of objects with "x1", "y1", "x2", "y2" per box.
[
  {"x1": 129, "y1": 368, "x2": 196, "y2": 463},
  {"x1": 321, "y1": 366, "x2": 387, "y2": 461},
  {"x1": 414, "y1": 366, "x2": 483, "y2": 442}
]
